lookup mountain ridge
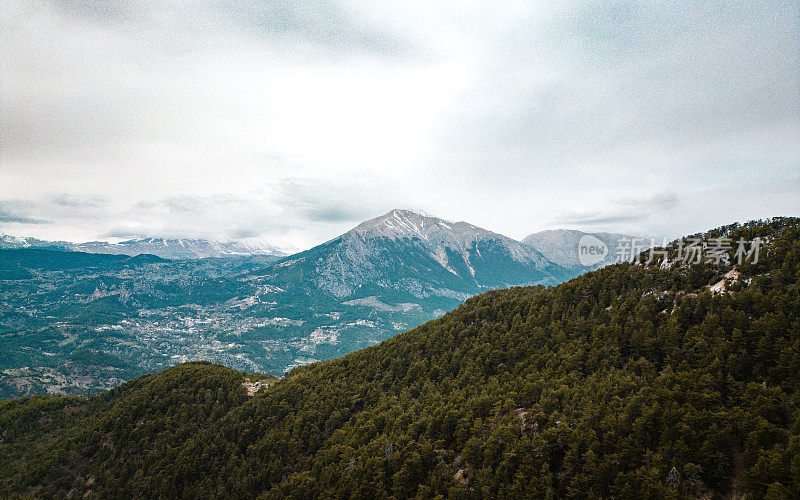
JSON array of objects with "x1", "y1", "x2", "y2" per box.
[
  {"x1": 523, "y1": 228, "x2": 643, "y2": 270},
  {"x1": 0, "y1": 234, "x2": 290, "y2": 260},
  {"x1": 3, "y1": 210, "x2": 635, "y2": 270},
  {"x1": 258, "y1": 209, "x2": 569, "y2": 300}
]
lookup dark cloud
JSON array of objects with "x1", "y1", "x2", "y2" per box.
[
  {"x1": 0, "y1": 178, "x2": 391, "y2": 247},
  {"x1": 0, "y1": 200, "x2": 49, "y2": 224},
  {"x1": 275, "y1": 178, "x2": 388, "y2": 225},
  {"x1": 550, "y1": 192, "x2": 680, "y2": 227},
  {"x1": 551, "y1": 212, "x2": 647, "y2": 226},
  {"x1": 123, "y1": 194, "x2": 294, "y2": 239},
  {"x1": 0, "y1": 194, "x2": 111, "y2": 228},
  {"x1": 305, "y1": 206, "x2": 363, "y2": 223},
  {"x1": 52, "y1": 0, "x2": 144, "y2": 22},
  {"x1": 615, "y1": 193, "x2": 679, "y2": 212},
  {"x1": 104, "y1": 229, "x2": 143, "y2": 239},
  {"x1": 2, "y1": 0, "x2": 424, "y2": 166},
  {"x1": 51, "y1": 194, "x2": 108, "y2": 208},
  {"x1": 50, "y1": 0, "x2": 423, "y2": 60},
  {"x1": 230, "y1": 228, "x2": 260, "y2": 239},
  {"x1": 0, "y1": 211, "x2": 48, "y2": 225}
]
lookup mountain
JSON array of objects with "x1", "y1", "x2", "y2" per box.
[
  {"x1": 259, "y1": 209, "x2": 568, "y2": 300},
  {"x1": 1, "y1": 217, "x2": 797, "y2": 498},
  {"x1": 523, "y1": 228, "x2": 643, "y2": 272},
  {"x1": 0, "y1": 210, "x2": 572, "y2": 399},
  {"x1": 0, "y1": 234, "x2": 288, "y2": 260},
  {"x1": 0, "y1": 234, "x2": 71, "y2": 250},
  {"x1": 70, "y1": 238, "x2": 289, "y2": 260}
]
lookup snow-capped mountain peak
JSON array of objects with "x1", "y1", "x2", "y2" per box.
[
  {"x1": 350, "y1": 209, "x2": 503, "y2": 245},
  {"x1": 352, "y1": 209, "x2": 455, "y2": 239},
  {"x1": 346, "y1": 209, "x2": 548, "y2": 266},
  {"x1": 0, "y1": 235, "x2": 290, "y2": 259},
  {"x1": 264, "y1": 209, "x2": 568, "y2": 300}
]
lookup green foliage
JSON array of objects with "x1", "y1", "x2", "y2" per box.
[{"x1": 1, "y1": 218, "x2": 799, "y2": 498}]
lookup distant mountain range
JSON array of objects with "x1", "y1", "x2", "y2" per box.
[
  {"x1": 523, "y1": 228, "x2": 641, "y2": 271},
  {"x1": 0, "y1": 209, "x2": 587, "y2": 398},
  {"x1": 258, "y1": 209, "x2": 569, "y2": 300},
  {"x1": 0, "y1": 208, "x2": 644, "y2": 399},
  {"x1": 0, "y1": 235, "x2": 289, "y2": 260},
  {"x1": 2, "y1": 213, "x2": 641, "y2": 273}
]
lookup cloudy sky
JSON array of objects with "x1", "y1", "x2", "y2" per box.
[{"x1": 2, "y1": 0, "x2": 798, "y2": 250}]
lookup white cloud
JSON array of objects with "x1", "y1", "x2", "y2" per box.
[{"x1": 2, "y1": 0, "x2": 798, "y2": 248}]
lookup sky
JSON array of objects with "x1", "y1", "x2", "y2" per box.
[{"x1": 2, "y1": 0, "x2": 798, "y2": 251}]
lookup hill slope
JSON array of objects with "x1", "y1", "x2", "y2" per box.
[{"x1": 1, "y1": 217, "x2": 798, "y2": 498}]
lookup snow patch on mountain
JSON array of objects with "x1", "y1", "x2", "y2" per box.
[
  {"x1": 264, "y1": 209, "x2": 568, "y2": 300},
  {"x1": 350, "y1": 209, "x2": 551, "y2": 268},
  {"x1": 0, "y1": 235, "x2": 291, "y2": 260}
]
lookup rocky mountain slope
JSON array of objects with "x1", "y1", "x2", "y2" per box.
[
  {"x1": 1, "y1": 217, "x2": 797, "y2": 498},
  {"x1": 258, "y1": 209, "x2": 568, "y2": 299},
  {"x1": 523, "y1": 228, "x2": 642, "y2": 271}
]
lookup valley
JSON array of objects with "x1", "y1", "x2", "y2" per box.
[{"x1": 0, "y1": 210, "x2": 573, "y2": 398}]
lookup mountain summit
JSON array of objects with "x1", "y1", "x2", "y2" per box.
[
  {"x1": 351, "y1": 209, "x2": 480, "y2": 241},
  {"x1": 263, "y1": 209, "x2": 568, "y2": 300},
  {"x1": 350, "y1": 208, "x2": 554, "y2": 274}
]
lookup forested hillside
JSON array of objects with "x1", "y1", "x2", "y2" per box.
[{"x1": 1, "y1": 218, "x2": 798, "y2": 498}]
